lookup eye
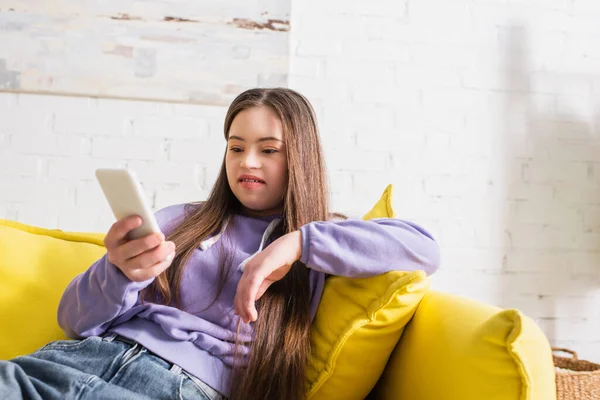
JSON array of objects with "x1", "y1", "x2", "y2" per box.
[
  {"x1": 262, "y1": 148, "x2": 279, "y2": 154},
  {"x1": 229, "y1": 147, "x2": 243, "y2": 153}
]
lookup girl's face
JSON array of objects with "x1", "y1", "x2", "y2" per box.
[{"x1": 226, "y1": 106, "x2": 288, "y2": 217}]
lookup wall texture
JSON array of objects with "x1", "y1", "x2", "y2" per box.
[
  {"x1": 0, "y1": 1, "x2": 289, "y2": 104},
  {"x1": 1, "y1": 0, "x2": 600, "y2": 361},
  {"x1": 288, "y1": 0, "x2": 600, "y2": 361}
]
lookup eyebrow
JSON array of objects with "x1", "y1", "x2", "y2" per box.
[{"x1": 228, "y1": 135, "x2": 283, "y2": 143}]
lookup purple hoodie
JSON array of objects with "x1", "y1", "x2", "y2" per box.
[{"x1": 57, "y1": 203, "x2": 439, "y2": 396}]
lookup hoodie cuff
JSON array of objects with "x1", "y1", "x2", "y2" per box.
[{"x1": 299, "y1": 224, "x2": 312, "y2": 265}]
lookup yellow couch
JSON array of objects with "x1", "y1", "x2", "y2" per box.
[{"x1": 0, "y1": 217, "x2": 557, "y2": 400}]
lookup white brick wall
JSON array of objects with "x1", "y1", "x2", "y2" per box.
[
  {"x1": 0, "y1": 93, "x2": 226, "y2": 231},
  {"x1": 1, "y1": 0, "x2": 600, "y2": 363},
  {"x1": 289, "y1": 0, "x2": 600, "y2": 361}
]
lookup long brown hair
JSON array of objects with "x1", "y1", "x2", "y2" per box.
[{"x1": 141, "y1": 88, "x2": 330, "y2": 399}]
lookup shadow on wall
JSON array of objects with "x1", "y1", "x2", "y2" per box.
[{"x1": 500, "y1": 24, "x2": 600, "y2": 359}]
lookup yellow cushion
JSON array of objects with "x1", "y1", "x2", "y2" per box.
[
  {"x1": 306, "y1": 185, "x2": 431, "y2": 399},
  {"x1": 377, "y1": 291, "x2": 557, "y2": 400},
  {"x1": 0, "y1": 219, "x2": 105, "y2": 360}
]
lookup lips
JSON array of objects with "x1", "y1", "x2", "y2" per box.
[{"x1": 239, "y1": 175, "x2": 265, "y2": 184}]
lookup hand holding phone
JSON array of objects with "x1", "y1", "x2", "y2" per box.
[
  {"x1": 95, "y1": 168, "x2": 176, "y2": 281},
  {"x1": 95, "y1": 168, "x2": 161, "y2": 240}
]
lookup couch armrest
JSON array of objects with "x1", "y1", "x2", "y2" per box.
[{"x1": 374, "y1": 290, "x2": 556, "y2": 400}]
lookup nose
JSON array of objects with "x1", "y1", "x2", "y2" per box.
[{"x1": 240, "y1": 149, "x2": 261, "y2": 169}]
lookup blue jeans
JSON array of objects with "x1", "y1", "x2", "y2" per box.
[{"x1": 0, "y1": 334, "x2": 224, "y2": 400}]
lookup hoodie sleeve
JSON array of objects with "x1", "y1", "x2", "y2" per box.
[
  {"x1": 299, "y1": 217, "x2": 440, "y2": 278},
  {"x1": 57, "y1": 203, "x2": 189, "y2": 339}
]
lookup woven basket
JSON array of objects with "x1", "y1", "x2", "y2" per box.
[{"x1": 553, "y1": 347, "x2": 600, "y2": 400}]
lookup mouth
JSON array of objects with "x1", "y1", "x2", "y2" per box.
[{"x1": 239, "y1": 175, "x2": 265, "y2": 184}]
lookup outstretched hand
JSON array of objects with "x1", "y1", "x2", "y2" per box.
[{"x1": 234, "y1": 231, "x2": 303, "y2": 323}]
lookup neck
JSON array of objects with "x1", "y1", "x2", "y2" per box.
[{"x1": 241, "y1": 206, "x2": 282, "y2": 219}]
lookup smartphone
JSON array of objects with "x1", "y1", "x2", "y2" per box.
[{"x1": 95, "y1": 168, "x2": 161, "y2": 240}]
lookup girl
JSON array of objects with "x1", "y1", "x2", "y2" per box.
[{"x1": 0, "y1": 88, "x2": 440, "y2": 400}]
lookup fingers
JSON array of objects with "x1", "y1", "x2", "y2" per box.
[
  {"x1": 127, "y1": 256, "x2": 174, "y2": 282},
  {"x1": 110, "y1": 232, "x2": 165, "y2": 265},
  {"x1": 104, "y1": 215, "x2": 143, "y2": 249},
  {"x1": 235, "y1": 273, "x2": 262, "y2": 323},
  {"x1": 126, "y1": 241, "x2": 176, "y2": 270}
]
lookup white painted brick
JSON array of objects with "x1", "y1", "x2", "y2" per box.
[
  {"x1": 576, "y1": 232, "x2": 600, "y2": 251},
  {"x1": 328, "y1": 171, "x2": 353, "y2": 195},
  {"x1": 508, "y1": 223, "x2": 578, "y2": 250},
  {"x1": 530, "y1": 72, "x2": 592, "y2": 97},
  {"x1": 549, "y1": 141, "x2": 600, "y2": 162},
  {"x1": 508, "y1": 0, "x2": 570, "y2": 10},
  {"x1": 554, "y1": 95, "x2": 595, "y2": 120},
  {"x1": 0, "y1": 177, "x2": 34, "y2": 202},
  {"x1": 0, "y1": 132, "x2": 10, "y2": 151},
  {"x1": 0, "y1": 93, "x2": 14, "y2": 112},
  {"x1": 291, "y1": 57, "x2": 324, "y2": 78},
  {"x1": 554, "y1": 183, "x2": 600, "y2": 206},
  {"x1": 0, "y1": 155, "x2": 39, "y2": 177},
  {"x1": 507, "y1": 182, "x2": 554, "y2": 202},
  {"x1": 411, "y1": 44, "x2": 478, "y2": 69},
  {"x1": 411, "y1": 147, "x2": 461, "y2": 177},
  {"x1": 328, "y1": 148, "x2": 388, "y2": 172},
  {"x1": 360, "y1": 16, "x2": 408, "y2": 41},
  {"x1": 91, "y1": 137, "x2": 165, "y2": 161},
  {"x1": 12, "y1": 134, "x2": 89, "y2": 156},
  {"x1": 522, "y1": 161, "x2": 588, "y2": 184},
  {"x1": 288, "y1": 77, "x2": 351, "y2": 102},
  {"x1": 127, "y1": 160, "x2": 201, "y2": 186},
  {"x1": 154, "y1": 187, "x2": 210, "y2": 210},
  {"x1": 469, "y1": 4, "x2": 533, "y2": 28},
  {"x1": 567, "y1": 252, "x2": 600, "y2": 275},
  {"x1": 440, "y1": 248, "x2": 506, "y2": 272},
  {"x1": 396, "y1": 66, "x2": 462, "y2": 89},
  {"x1": 325, "y1": 59, "x2": 395, "y2": 84},
  {"x1": 48, "y1": 158, "x2": 127, "y2": 180},
  {"x1": 0, "y1": 108, "x2": 52, "y2": 133},
  {"x1": 133, "y1": 116, "x2": 209, "y2": 140},
  {"x1": 54, "y1": 112, "x2": 128, "y2": 136},
  {"x1": 422, "y1": 89, "x2": 487, "y2": 114},
  {"x1": 472, "y1": 222, "x2": 513, "y2": 248},
  {"x1": 296, "y1": 39, "x2": 341, "y2": 57},
  {"x1": 351, "y1": 84, "x2": 420, "y2": 108},
  {"x1": 341, "y1": 39, "x2": 410, "y2": 63},
  {"x1": 538, "y1": 318, "x2": 600, "y2": 342},
  {"x1": 0, "y1": 202, "x2": 19, "y2": 220},
  {"x1": 423, "y1": 176, "x2": 482, "y2": 198},
  {"x1": 462, "y1": 67, "x2": 529, "y2": 92},
  {"x1": 57, "y1": 206, "x2": 113, "y2": 233},
  {"x1": 95, "y1": 97, "x2": 167, "y2": 116},
  {"x1": 583, "y1": 207, "x2": 600, "y2": 228},
  {"x1": 75, "y1": 180, "x2": 116, "y2": 209},
  {"x1": 354, "y1": 0, "x2": 408, "y2": 18},
  {"x1": 438, "y1": 222, "x2": 479, "y2": 249},
  {"x1": 17, "y1": 93, "x2": 92, "y2": 113},
  {"x1": 4, "y1": 179, "x2": 76, "y2": 210},
  {"x1": 352, "y1": 171, "x2": 399, "y2": 196},
  {"x1": 504, "y1": 250, "x2": 567, "y2": 272},
  {"x1": 171, "y1": 103, "x2": 227, "y2": 121},
  {"x1": 17, "y1": 207, "x2": 59, "y2": 229},
  {"x1": 167, "y1": 139, "x2": 225, "y2": 164},
  {"x1": 572, "y1": 0, "x2": 600, "y2": 14}
]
